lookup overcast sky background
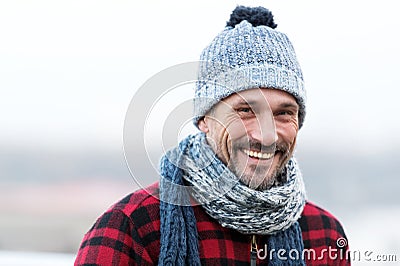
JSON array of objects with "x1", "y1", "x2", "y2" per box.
[{"x1": 1, "y1": 0, "x2": 400, "y2": 155}]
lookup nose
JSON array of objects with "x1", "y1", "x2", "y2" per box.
[{"x1": 248, "y1": 112, "x2": 278, "y2": 146}]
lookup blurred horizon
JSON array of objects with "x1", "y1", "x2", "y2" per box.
[{"x1": 1, "y1": 144, "x2": 399, "y2": 256}]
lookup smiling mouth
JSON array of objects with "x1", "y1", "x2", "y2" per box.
[{"x1": 243, "y1": 149, "x2": 274, "y2": 160}]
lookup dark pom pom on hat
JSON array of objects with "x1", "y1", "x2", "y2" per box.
[{"x1": 226, "y1": 6, "x2": 277, "y2": 29}]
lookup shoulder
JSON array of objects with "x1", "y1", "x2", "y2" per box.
[
  {"x1": 75, "y1": 183, "x2": 161, "y2": 265},
  {"x1": 109, "y1": 182, "x2": 162, "y2": 244},
  {"x1": 299, "y1": 201, "x2": 348, "y2": 248},
  {"x1": 300, "y1": 201, "x2": 346, "y2": 233},
  {"x1": 111, "y1": 182, "x2": 161, "y2": 220},
  {"x1": 299, "y1": 202, "x2": 350, "y2": 265}
]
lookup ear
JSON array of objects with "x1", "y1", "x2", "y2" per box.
[{"x1": 197, "y1": 117, "x2": 209, "y2": 133}]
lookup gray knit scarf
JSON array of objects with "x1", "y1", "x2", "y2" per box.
[{"x1": 159, "y1": 133, "x2": 306, "y2": 265}]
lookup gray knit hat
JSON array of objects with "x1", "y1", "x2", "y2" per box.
[{"x1": 193, "y1": 6, "x2": 306, "y2": 128}]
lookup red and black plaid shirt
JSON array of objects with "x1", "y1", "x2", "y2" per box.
[{"x1": 75, "y1": 182, "x2": 350, "y2": 265}]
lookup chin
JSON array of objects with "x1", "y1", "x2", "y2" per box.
[
  {"x1": 238, "y1": 169, "x2": 273, "y2": 190},
  {"x1": 248, "y1": 163, "x2": 288, "y2": 190}
]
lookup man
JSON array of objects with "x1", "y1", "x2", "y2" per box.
[{"x1": 75, "y1": 6, "x2": 350, "y2": 265}]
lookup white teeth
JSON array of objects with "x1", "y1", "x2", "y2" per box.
[{"x1": 244, "y1": 149, "x2": 274, "y2": 159}]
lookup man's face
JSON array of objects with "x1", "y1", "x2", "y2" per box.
[{"x1": 198, "y1": 88, "x2": 299, "y2": 190}]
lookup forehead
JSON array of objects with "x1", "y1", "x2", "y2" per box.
[{"x1": 222, "y1": 88, "x2": 298, "y2": 106}]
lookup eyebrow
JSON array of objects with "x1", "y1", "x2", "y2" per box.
[
  {"x1": 232, "y1": 99, "x2": 258, "y2": 106},
  {"x1": 233, "y1": 99, "x2": 298, "y2": 109},
  {"x1": 278, "y1": 102, "x2": 299, "y2": 109}
]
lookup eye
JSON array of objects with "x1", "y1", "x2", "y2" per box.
[
  {"x1": 274, "y1": 109, "x2": 298, "y2": 123},
  {"x1": 276, "y1": 111, "x2": 291, "y2": 116},
  {"x1": 238, "y1": 107, "x2": 252, "y2": 113},
  {"x1": 235, "y1": 106, "x2": 255, "y2": 119}
]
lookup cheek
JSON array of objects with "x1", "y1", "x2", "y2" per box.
[
  {"x1": 225, "y1": 119, "x2": 248, "y2": 141},
  {"x1": 206, "y1": 117, "x2": 248, "y2": 163},
  {"x1": 277, "y1": 121, "x2": 298, "y2": 146},
  {"x1": 206, "y1": 119, "x2": 231, "y2": 151},
  {"x1": 212, "y1": 114, "x2": 248, "y2": 142}
]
